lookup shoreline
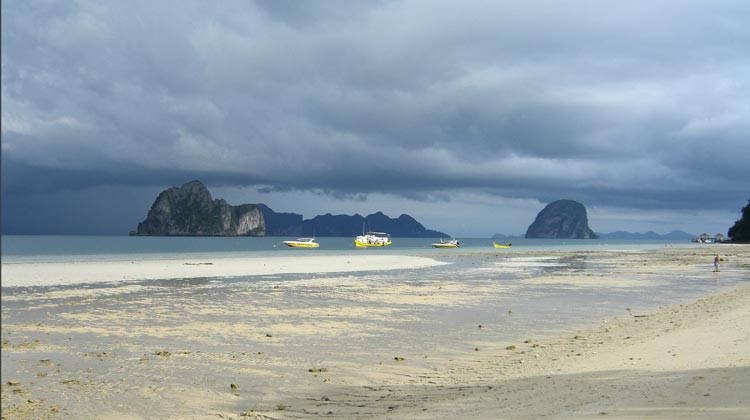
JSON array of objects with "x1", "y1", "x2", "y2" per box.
[
  {"x1": 2, "y1": 246, "x2": 748, "y2": 419},
  {"x1": 355, "y1": 282, "x2": 750, "y2": 419},
  {"x1": 4, "y1": 243, "x2": 744, "y2": 288}
]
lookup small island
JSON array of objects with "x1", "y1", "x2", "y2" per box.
[{"x1": 525, "y1": 199, "x2": 598, "y2": 239}]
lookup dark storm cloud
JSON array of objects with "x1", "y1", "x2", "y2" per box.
[{"x1": 2, "y1": 0, "x2": 749, "y2": 233}]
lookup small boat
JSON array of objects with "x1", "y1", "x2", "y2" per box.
[
  {"x1": 355, "y1": 232, "x2": 392, "y2": 247},
  {"x1": 493, "y1": 242, "x2": 512, "y2": 249},
  {"x1": 432, "y1": 238, "x2": 460, "y2": 248},
  {"x1": 283, "y1": 237, "x2": 320, "y2": 248}
]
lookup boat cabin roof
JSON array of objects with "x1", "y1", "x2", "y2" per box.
[{"x1": 365, "y1": 232, "x2": 389, "y2": 237}]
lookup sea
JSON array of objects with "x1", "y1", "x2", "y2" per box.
[{"x1": 1, "y1": 235, "x2": 704, "y2": 264}]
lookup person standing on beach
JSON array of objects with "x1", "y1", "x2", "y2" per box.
[{"x1": 713, "y1": 254, "x2": 721, "y2": 272}]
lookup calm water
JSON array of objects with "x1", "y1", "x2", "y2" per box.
[{"x1": 1, "y1": 235, "x2": 699, "y2": 263}]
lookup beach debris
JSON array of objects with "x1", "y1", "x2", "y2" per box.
[
  {"x1": 308, "y1": 368, "x2": 328, "y2": 374},
  {"x1": 61, "y1": 379, "x2": 81, "y2": 386},
  {"x1": 506, "y1": 345, "x2": 516, "y2": 350},
  {"x1": 508, "y1": 310, "x2": 513, "y2": 316},
  {"x1": 230, "y1": 383, "x2": 239, "y2": 391},
  {"x1": 475, "y1": 347, "x2": 479, "y2": 351},
  {"x1": 478, "y1": 324, "x2": 485, "y2": 329},
  {"x1": 394, "y1": 356, "x2": 405, "y2": 361},
  {"x1": 155, "y1": 351, "x2": 171, "y2": 357},
  {"x1": 7, "y1": 380, "x2": 21, "y2": 387},
  {"x1": 573, "y1": 335, "x2": 586, "y2": 340},
  {"x1": 265, "y1": 334, "x2": 273, "y2": 338},
  {"x1": 524, "y1": 339, "x2": 533, "y2": 343}
]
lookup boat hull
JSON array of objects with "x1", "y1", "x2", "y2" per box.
[
  {"x1": 493, "y1": 242, "x2": 511, "y2": 249},
  {"x1": 432, "y1": 243, "x2": 459, "y2": 248},
  {"x1": 283, "y1": 241, "x2": 320, "y2": 248},
  {"x1": 354, "y1": 239, "x2": 392, "y2": 247}
]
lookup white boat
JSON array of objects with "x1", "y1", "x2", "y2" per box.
[
  {"x1": 354, "y1": 232, "x2": 392, "y2": 247},
  {"x1": 283, "y1": 237, "x2": 320, "y2": 248},
  {"x1": 432, "y1": 238, "x2": 460, "y2": 248}
]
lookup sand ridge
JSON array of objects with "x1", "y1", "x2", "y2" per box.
[{"x1": 1, "y1": 254, "x2": 448, "y2": 287}]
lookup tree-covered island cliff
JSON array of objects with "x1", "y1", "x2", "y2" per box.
[{"x1": 131, "y1": 181, "x2": 447, "y2": 237}]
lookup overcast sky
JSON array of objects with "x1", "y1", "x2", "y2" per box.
[{"x1": 2, "y1": 0, "x2": 749, "y2": 237}]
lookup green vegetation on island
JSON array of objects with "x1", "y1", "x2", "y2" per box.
[{"x1": 728, "y1": 198, "x2": 750, "y2": 242}]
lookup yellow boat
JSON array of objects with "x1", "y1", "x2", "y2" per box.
[
  {"x1": 354, "y1": 232, "x2": 392, "y2": 247},
  {"x1": 493, "y1": 242, "x2": 512, "y2": 249},
  {"x1": 283, "y1": 238, "x2": 320, "y2": 248}
]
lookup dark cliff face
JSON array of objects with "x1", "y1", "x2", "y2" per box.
[
  {"x1": 525, "y1": 199, "x2": 598, "y2": 239},
  {"x1": 134, "y1": 181, "x2": 265, "y2": 236},
  {"x1": 301, "y1": 211, "x2": 448, "y2": 237},
  {"x1": 302, "y1": 213, "x2": 366, "y2": 237},
  {"x1": 256, "y1": 204, "x2": 303, "y2": 236},
  {"x1": 728, "y1": 198, "x2": 750, "y2": 241}
]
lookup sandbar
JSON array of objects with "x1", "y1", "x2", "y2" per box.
[{"x1": 1, "y1": 254, "x2": 447, "y2": 287}]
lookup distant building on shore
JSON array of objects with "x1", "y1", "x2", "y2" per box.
[{"x1": 692, "y1": 233, "x2": 727, "y2": 243}]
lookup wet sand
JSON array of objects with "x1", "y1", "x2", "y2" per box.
[{"x1": 2, "y1": 245, "x2": 749, "y2": 419}]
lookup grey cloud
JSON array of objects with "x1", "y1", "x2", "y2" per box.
[{"x1": 2, "y1": 0, "x2": 749, "y2": 234}]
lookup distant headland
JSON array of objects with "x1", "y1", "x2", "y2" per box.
[{"x1": 130, "y1": 181, "x2": 448, "y2": 238}]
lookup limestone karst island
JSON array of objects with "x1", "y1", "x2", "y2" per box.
[
  {"x1": 525, "y1": 199, "x2": 598, "y2": 239},
  {"x1": 131, "y1": 180, "x2": 447, "y2": 237}
]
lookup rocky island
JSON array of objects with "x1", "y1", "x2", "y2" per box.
[
  {"x1": 132, "y1": 181, "x2": 447, "y2": 237},
  {"x1": 525, "y1": 199, "x2": 598, "y2": 239}
]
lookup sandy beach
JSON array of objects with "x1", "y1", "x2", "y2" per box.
[{"x1": 2, "y1": 245, "x2": 749, "y2": 419}]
